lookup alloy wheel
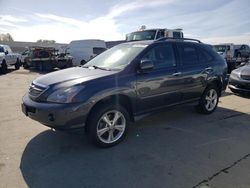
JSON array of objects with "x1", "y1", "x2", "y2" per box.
[
  {"x1": 96, "y1": 110, "x2": 126, "y2": 144},
  {"x1": 205, "y1": 89, "x2": 218, "y2": 111}
]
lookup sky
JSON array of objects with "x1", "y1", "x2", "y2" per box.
[{"x1": 0, "y1": 0, "x2": 250, "y2": 44}]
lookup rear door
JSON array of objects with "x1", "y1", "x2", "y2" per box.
[
  {"x1": 176, "y1": 43, "x2": 212, "y2": 101},
  {"x1": 136, "y1": 42, "x2": 182, "y2": 114}
]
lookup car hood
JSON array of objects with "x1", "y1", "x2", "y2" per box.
[{"x1": 33, "y1": 67, "x2": 117, "y2": 87}]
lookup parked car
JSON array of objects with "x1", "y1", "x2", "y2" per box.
[
  {"x1": 234, "y1": 44, "x2": 250, "y2": 58},
  {"x1": 228, "y1": 61, "x2": 250, "y2": 94},
  {"x1": 21, "y1": 38, "x2": 228, "y2": 147},
  {"x1": 0, "y1": 44, "x2": 21, "y2": 74},
  {"x1": 67, "y1": 39, "x2": 107, "y2": 66}
]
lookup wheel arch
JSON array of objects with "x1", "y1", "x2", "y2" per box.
[
  {"x1": 207, "y1": 78, "x2": 223, "y2": 96},
  {"x1": 85, "y1": 94, "x2": 134, "y2": 131}
]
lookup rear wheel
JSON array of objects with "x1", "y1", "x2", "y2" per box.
[
  {"x1": 87, "y1": 104, "x2": 129, "y2": 148},
  {"x1": 1, "y1": 61, "x2": 8, "y2": 74},
  {"x1": 197, "y1": 85, "x2": 219, "y2": 114},
  {"x1": 15, "y1": 59, "x2": 21, "y2": 70}
]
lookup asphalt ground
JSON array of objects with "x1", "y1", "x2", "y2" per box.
[{"x1": 0, "y1": 68, "x2": 250, "y2": 188}]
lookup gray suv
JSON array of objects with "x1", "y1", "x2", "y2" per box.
[{"x1": 22, "y1": 38, "x2": 228, "y2": 147}]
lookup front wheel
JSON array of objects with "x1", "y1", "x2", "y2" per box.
[
  {"x1": 87, "y1": 105, "x2": 129, "y2": 148},
  {"x1": 197, "y1": 85, "x2": 219, "y2": 114}
]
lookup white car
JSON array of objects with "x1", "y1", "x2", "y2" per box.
[{"x1": 0, "y1": 44, "x2": 21, "y2": 74}]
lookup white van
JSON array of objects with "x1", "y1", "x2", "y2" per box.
[{"x1": 67, "y1": 39, "x2": 106, "y2": 66}]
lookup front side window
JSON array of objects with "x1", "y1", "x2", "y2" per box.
[
  {"x1": 0, "y1": 47, "x2": 4, "y2": 53},
  {"x1": 177, "y1": 44, "x2": 199, "y2": 66},
  {"x1": 142, "y1": 44, "x2": 176, "y2": 69}
]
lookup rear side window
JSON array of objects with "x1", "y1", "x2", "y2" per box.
[
  {"x1": 177, "y1": 43, "x2": 198, "y2": 66},
  {"x1": 142, "y1": 43, "x2": 176, "y2": 69},
  {"x1": 197, "y1": 47, "x2": 214, "y2": 63}
]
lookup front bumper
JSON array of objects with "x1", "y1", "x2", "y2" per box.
[
  {"x1": 228, "y1": 77, "x2": 250, "y2": 93},
  {"x1": 22, "y1": 94, "x2": 90, "y2": 130}
]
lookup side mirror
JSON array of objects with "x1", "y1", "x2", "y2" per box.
[
  {"x1": 5, "y1": 50, "x2": 8, "y2": 55},
  {"x1": 139, "y1": 59, "x2": 154, "y2": 72},
  {"x1": 227, "y1": 46, "x2": 230, "y2": 51}
]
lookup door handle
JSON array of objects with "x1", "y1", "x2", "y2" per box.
[{"x1": 172, "y1": 72, "x2": 182, "y2": 76}]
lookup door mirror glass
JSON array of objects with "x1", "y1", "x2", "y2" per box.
[
  {"x1": 5, "y1": 50, "x2": 8, "y2": 55},
  {"x1": 139, "y1": 59, "x2": 154, "y2": 72}
]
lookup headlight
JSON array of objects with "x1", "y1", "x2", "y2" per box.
[
  {"x1": 230, "y1": 71, "x2": 241, "y2": 80},
  {"x1": 47, "y1": 86, "x2": 84, "y2": 103}
]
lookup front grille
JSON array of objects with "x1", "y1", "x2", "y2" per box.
[
  {"x1": 241, "y1": 74, "x2": 250, "y2": 80},
  {"x1": 29, "y1": 83, "x2": 47, "y2": 98}
]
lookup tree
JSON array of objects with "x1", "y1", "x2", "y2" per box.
[
  {"x1": 0, "y1": 33, "x2": 14, "y2": 41},
  {"x1": 36, "y1": 39, "x2": 56, "y2": 44}
]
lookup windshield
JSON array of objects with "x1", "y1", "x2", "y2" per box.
[
  {"x1": 84, "y1": 43, "x2": 147, "y2": 70},
  {"x1": 126, "y1": 30, "x2": 157, "y2": 41},
  {"x1": 214, "y1": 45, "x2": 227, "y2": 52},
  {"x1": 0, "y1": 47, "x2": 4, "y2": 53}
]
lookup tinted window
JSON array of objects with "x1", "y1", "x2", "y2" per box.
[
  {"x1": 177, "y1": 44, "x2": 198, "y2": 66},
  {"x1": 142, "y1": 44, "x2": 176, "y2": 69},
  {"x1": 198, "y1": 47, "x2": 213, "y2": 63},
  {"x1": 0, "y1": 47, "x2": 4, "y2": 53}
]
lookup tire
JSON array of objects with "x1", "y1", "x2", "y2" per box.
[
  {"x1": 197, "y1": 85, "x2": 219, "y2": 114},
  {"x1": 1, "y1": 61, "x2": 8, "y2": 74},
  {"x1": 87, "y1": 104, "x2": 129, "y2": 148},
  {"x1": 23, "y1": 62, "x2": 29, "y2": 69},
  {"x1": 15, "y1": 59, "x2": 20, "y2": 70}
]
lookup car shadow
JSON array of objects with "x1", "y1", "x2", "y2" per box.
[
  {"x1": 20, "y1": 105, "x2": 250, "y2": 188},
  {"x1": 0, "y1": 67, "x2": 17, "y2": 76}
]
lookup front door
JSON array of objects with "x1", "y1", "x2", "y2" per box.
[{"x1": 136, "y1": 43, "x2": 182, "y2": 114}]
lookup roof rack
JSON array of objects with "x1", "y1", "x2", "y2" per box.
[{"x1": 155, "y1": 37, "x2": 202, "y2": 43}]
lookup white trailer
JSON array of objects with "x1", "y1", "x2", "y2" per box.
[{"x1": 67, "y1": 39, "x2": 107, "y2": 66}]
